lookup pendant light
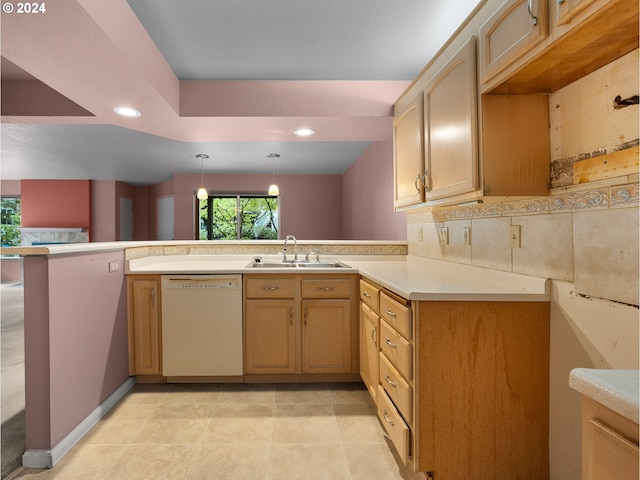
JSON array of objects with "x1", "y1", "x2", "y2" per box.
[
  {"x1": 268, "y1": 153, "x2": 280, "y2": 196},
  {"x1": 196, "y1": 154, "x2": 209, "y2": 200}
]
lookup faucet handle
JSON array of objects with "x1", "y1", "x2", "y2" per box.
[{"x1": 305, "y1": 248, "x2": 320, "y2": 262}]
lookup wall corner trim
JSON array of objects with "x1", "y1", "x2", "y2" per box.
[{"x1": 22, "y1": 377, "x2": 136, "y2": 469}]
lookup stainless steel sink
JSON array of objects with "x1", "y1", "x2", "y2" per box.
[{"x1": 245, "y1": 261, "x2": 350, "y2": 269}]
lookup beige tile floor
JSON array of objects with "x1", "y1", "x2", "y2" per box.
[{"x1": 8, "y1": 382, "x2": 424, "y2": 480}]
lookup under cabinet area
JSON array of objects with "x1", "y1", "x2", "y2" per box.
[
  {"x1": 359, "y1": 276, "x2": 551, "y2": 478},
  {"x1": 127, "y1": 275, "x2": 162, "y2": 376},
  {"x1": 244, "y1": 274, "x2": 359, "y2": 380}
]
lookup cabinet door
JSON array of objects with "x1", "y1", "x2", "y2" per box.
[
  {"x1": 393, "y1": 92, "x2": 425, "y2": 208},
  {"x1": 424, "y1": 37, "x2": 478, "y2": 201},
  {"x1": 360, "y1": 303, "x2": 379, "y2": 402},
  {"x1": 556, "y1": 0, "x2": 599, "y2": 25},
  {"x1": 245, "y1": 299, "x2": 296, "y2": 374},
  {"x1": 479, "y1": 0, "x2": 548, "y2": 83},
  {"x1": 302, "y1": 299, "x2": 352, "y2": 374},
  {"x1": 128, "y1": 277, "x2": 161, "y2": 375}
]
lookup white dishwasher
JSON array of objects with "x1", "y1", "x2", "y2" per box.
[{"x1": 161, "y1": 275, "x2": 243, "y2": 377}]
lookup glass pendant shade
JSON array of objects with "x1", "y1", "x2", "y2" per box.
[
  {"x1": 197, "y1": 186, "x2": 208, "y2": 200},
  {"x1": 268, "y1": 184, "x2": 280, "y2": 196}
]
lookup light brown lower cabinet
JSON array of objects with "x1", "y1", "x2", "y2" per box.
[
  {"x1": 582, "y1": 397, "x2": 639, "y2": 480},
  {"x1": 244, "y1": 298, "x2": 296, "y2": 374},
  {"x1": 244, "y1": 274, "x2": 358, "y2": 377},
  {"x1": 413, "y1": 301, "x2": 550, "y2": 479},
  {"x1": 360, "y1": 303, "x2": 380, "y2": 402},
  {"x1": 360, "y1": 275, "x2": 551, "y2": 479},
  {"x1": 127, "y1": 275, "x2": 162, "y2": 376}
]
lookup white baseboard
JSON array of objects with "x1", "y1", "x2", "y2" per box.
[{"x1": 22, "y1": 377, "x2": 136, "y2": 469}]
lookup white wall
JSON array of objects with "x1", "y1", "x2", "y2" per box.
[{"x1": 405, "y1": 49, "x2": 639, "y2": 479}]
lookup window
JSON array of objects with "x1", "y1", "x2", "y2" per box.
[
  {"x1": 197, "y1": 195, "x2": 278, "y2": 240},
  {"x1": 1, "y1": 197, "x2": 21, "y2": 247}
]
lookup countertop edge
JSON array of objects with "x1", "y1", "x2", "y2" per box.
[{"x1": 569, "y1": 368, "x2": 639, "y2": 424}]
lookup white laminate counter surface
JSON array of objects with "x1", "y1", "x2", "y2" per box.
[
  {"x1": 127, "y1": 254, "x2": 550, "y2": 302},
  {"x1": 569, "y1": 368, "x2": 639, "y2": 424}
]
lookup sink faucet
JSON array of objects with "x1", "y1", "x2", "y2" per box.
[{"x1": 282, "y1": 235, "x2": 298, "y2": 262}]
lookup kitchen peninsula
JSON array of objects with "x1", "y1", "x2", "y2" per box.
[{"x1": 10, "y1": 239, "x2": 551, "y2": 477}]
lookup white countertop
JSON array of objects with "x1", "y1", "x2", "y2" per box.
[
  {"x1": 127, "y1": 254, "x2": 550, "y2": 302},
  {"x1": 569, "y1": 368, "x2": 639, "y2": 423}
]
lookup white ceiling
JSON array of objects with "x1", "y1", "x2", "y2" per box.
[{"x1": 1, "y1": 0, "x2": 481, "y2": 185}]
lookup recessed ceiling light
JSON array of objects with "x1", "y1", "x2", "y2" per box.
[
  {"x1": 294, "y1": 128, "x2": 315, "y2": 136},
  {"x1": 113, "y1": 106, "x2": 141, "y2": 117}
]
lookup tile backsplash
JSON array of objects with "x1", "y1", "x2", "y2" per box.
[{"x1": 407, "y1": 175, "x2": 639, "y2": 306}]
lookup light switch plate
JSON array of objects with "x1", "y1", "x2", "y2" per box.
[
  {"x1": 438, "y1": 227, "x2": 449, "y2": 245},
  {"x1": 509, "y1": 225, "x2": 521, "y2": 248},
  {"x1": 463, "y1": 227, "x2": 471, "y2": 246}
]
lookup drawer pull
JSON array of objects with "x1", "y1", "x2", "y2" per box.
[
  {"x1": 261, "y1": 286, "x2": 279, "y2": 291},
  {"x1": 372, "y1": 324, "x2": 377, "y2": 347},
  {"x1": 385, "y1": 308, "x2": 397, "y2": 317},
  {"x1": 363, "y1": 291, "x2": 372, "y2": 298},
  {"x1": 385, "y1": 337, "x2": 398, "y2": 349},
  {"x1": 385, "y1": 374, "x2": 397, "y2": 388},
  {"x1": 527, "y1": 0, "x2": 538, "y2": 26},
  {"x1": 383, "y1": 410, "x2": 395, "y2": 426},
  {"x1": 317, "y1": 286, "x2": 335, "y2": 291}
]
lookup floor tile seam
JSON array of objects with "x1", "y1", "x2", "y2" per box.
[{"x1": 95, "y1": 443, "x2": 129, "y2": 480}]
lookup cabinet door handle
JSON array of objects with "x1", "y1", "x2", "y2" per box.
[
  {"x1": 414, "y1": 174, "x2": 422, "y2": 193},
  {"x1": 372, "y1": 324, "x2": 377, "y2": 347},
  {"x1": 385, "y1": 337, "x2": 398, "y2": 349},
  {"x1": 385, "y1": 308, "x2": 397, "y2": 317},
  {"x1": 304, "y1": 307, "x2": 308, "y2": 326},
  {"x1": 383, "y1": 410, "x2": 394, "y2": 426},
  {"x1": 527, "y1": 0, "x2": 539, "y2": 26},
  {"x1": 558, "y1": 0, "x2": 565, "y2": 3},
  {"x1": 363, "y1": 291, "x2": 371, "y2": 298},
  {"x1": 422, "y1": 171, "x2": 430, "y2": 192},
  {"x1": 317, "y1": 286, "x2": 334, "y2": 291},
  {"x1": 290, "y1": 307, "x2": 293, "y2": 326},
  {"x1": 150, "y1": 287, "x2": 155, "y2": 306},
  {"x1": 385, "y1": 374, "x2": 397, "y2": 388},
  {"x1": 261, "y1": 286, "x2": 279, "y2": 291}
]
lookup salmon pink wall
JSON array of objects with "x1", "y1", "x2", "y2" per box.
[
  {"x1": 341, "y1": 142, "x2": 406, "y2": 240},
  {"x1": 172, "y1": 173, "x2": 342, "y2": 240},
  {"x1": 21, "y1": 179, "x2": 91, "y2": 232}
]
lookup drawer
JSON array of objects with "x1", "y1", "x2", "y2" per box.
[
  {"x1": 377, "y1": 385, "x2": 410, "y2": 464},
  {"x1": 380, "y1": 319, "x2": 412, "y2": 381},
  {"x1": 380, "y1": 353, "x2": 412, "y2": 424},
  {"x1": 245, "y1": 278, "x2": 296, "y2": 298},
  {"x1": 360, "y1": 279, "x2": 380, "y2": 311},
  {"x1": 380, "y1": 292, "x2": 411, "y2": 339},
  {"x1": 302, "y1": 278, "x2": 351, "y2": 298}
]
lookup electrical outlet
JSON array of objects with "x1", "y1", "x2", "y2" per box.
[
  {"x1": 509, "y1": 225, "x2": 521, "y2": 248},
  {"x1": 418, "y1": 227, "x2": 423, "y2": 242},
  {"x1": 438, "y1": 227, "x2": 449, "y2": 245},
  {"x1": 108, "y1": 261, "x2": 120, "y2": 273},
  {"x1": 463, "y1": 226, "x2": 471, "y2": 246}
]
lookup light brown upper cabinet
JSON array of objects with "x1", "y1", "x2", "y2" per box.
[
  {"x1": 393, "y1": 92, "x2": 424, "y2": 208},
  {"x1": 424, "y1": 37, "x2": 478, "y2": 201},
  {"x1": 556, "y1": 0, "x2": 598, "y2": 24},
  {"x1": 479, "y1": 0, "x2": 548, "y2": 84}
]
